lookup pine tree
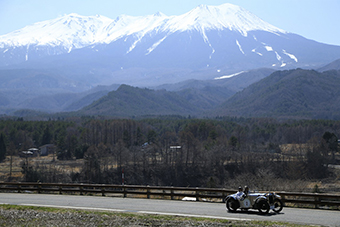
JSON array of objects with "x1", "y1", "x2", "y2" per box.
[{"x1": 41, "y1": 125, "x2": 52, "y2": 145}]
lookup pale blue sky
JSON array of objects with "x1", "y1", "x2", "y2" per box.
[{"x1": 1, "y1": 0, "x2": 339, "y2": 46}]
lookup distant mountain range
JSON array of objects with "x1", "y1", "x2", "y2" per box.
[
  {"x1": 74, "y1": 68, "x2": 340, "y2": 120},
  {"x1": 1, "y1": 3, "x2": 340, "y2": 119},
  {"x1": 1, "y1": 4, "x2": 340, "y2": 85}
]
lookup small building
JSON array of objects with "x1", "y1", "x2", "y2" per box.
[
  {"x1": 39, "y1": 144, "x2": 56, "y2": 156},
  {"x1": 19, "y1": 148, "x2": 39, "y2": 157},
  {"x1": 19, "y1": 150, "x2": 34, "y2": 158}
]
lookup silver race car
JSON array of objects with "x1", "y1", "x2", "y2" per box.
[{"x1": 225, "y1": 190, "x2": 283, "y2": 214}]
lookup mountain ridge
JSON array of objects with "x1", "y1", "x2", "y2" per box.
[
  {"x1": 217, "y1": 68, "x2": 340, "y2": 119},
  {"x1": 74, "y1": 68, "x2": 340, "y2": 120}
]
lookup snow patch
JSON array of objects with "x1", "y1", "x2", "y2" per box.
[
  {"x1": 214, "y1": 71, "x2": 246, "y2": 80},
  {"x1": 275, "y1": 51, "x2": 282, "y2": 61},
  {"x1": 25, "y1": 45, "x2": 29, "y2": 61},
  {"x1": 280, "y1": 62, "x2": 286, "y2": 67},
  {"x1": 199, "y1": 29, "x2": 215, "y2": 59},
  {"x1": 236, "y1": 40, "x2": 245, "y2": 55},
  {"x1": 146, "y1": 36, "x2": 167, "y2": 55},
  {"x1": 209, "y1": 45, "x2": 215, "y2": 59},
  {"x1": 127, "y1": 35, "x2": 143, "y2": 54},
  {"x1": 282, "y1": 49, "x2": 298, "y2": 62},
  {"x1": 252, "y1": 48, "x2": 262, "y2": 56},
  {"x1": 264, "y1": 46, "x2": 273, "y2": 51}
]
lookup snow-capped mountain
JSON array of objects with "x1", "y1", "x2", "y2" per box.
[
  {"x1": 0, "y1": 14, "x2": 111, "y2": 49},
  {"x1": 1, "y1": 3, "x2": 340, "y2": 88},
  {"x1": 1, "y1": 4, "x2": 283, "y2": 49},
  {"x1": 164, "y1": 4, "x2": 285, "y2": 35}
]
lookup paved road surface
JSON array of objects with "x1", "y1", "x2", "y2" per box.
[{"x1": 0, "y1": 193, "x2": 339, "y2": 226}]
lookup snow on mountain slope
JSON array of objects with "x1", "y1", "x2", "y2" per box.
[
  {"x1": 0, "y1": 14, "x2": 113, "y2": 50},
  {"x1": 101, "y1": 12, "x2": 168, "y2": 44},
  {"x1": 162, "y1": 4, "x2": 285, "y2": 36},
  {"x1": 0, "y1": 3, "x2": 285, "y2": 50}
]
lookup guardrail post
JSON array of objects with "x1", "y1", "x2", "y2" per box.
[
  {"x1": 38, "y1": 182, "x2": 42, "y2": 194},
  {"x1": 315, "y1": 195, "x2": 320, "y2": 209},
  {"x1": 147, "y1": 185, "x2": 150, "y2": 199},
  {"x1": 195, "y1": 187, "x2": 199, "y2": 201},
  {"x1": 59, "y1": 186, "x2": 62, "y2": 194},
  {"x1": 281, "y1": 195, "x2": 286, "y2": 206},
  {"x1": 171, "y1": 187, "x2": 174, "y2": 200},
  {"x1": 123, "y1": 186, "x2": 127, "y2": 198},
  {"x1": 80, "y1": 184, "x2": 83, "y2": 195},
  {"x1": 101, "y1": 187, "x2": 105, "y2": 196},
  {"x1": 18, "y1": 185, "x2": 21, "y2": 193}
]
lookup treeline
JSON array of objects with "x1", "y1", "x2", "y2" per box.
[{"x1": 0, "y1": 116, "x2": 339, "y2": 190}]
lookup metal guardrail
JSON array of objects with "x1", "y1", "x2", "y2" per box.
[
  {"x1": 278, "y1": 191, "x2": 340, "y2": 209},
  {"x1": 0, "y1": 182, "x2": 339, "y2": 209}
]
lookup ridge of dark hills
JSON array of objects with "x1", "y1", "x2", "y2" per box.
[
  {"x1": 217, "y1": 68, "x2": 340, "y2": 119},
  {"x1": 3, "y1": 66, "x2": 340, "y2": 120},
  {"x1": 76, "y1": 68, "x2": 276, "y2": 117},
  {"x1": 78, "y1": 84, "x2": 200, "y2": 117},
  {"x1": 318, "y1": 58, "x2": 340, "y2": 72}
]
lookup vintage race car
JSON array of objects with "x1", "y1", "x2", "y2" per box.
[{"x1": 225, "y1": 191, "x2": 283, "y2": 214}]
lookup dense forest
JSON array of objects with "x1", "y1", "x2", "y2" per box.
[{"x1": 0, "y1": 116, "x2": 339, "y2": 192}]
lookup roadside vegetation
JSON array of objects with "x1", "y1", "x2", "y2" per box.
[
  {"x1": 0, "y1": 116, "x2": 339, "y2": 193},
  {"x1": 0, "y1": 204, "x2": 313, "y2": 226}
]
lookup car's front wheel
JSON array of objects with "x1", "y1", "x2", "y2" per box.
[
  {"x1": 257, "y1": 200, "x2": 270, "y2": 214},
  {"x1": 226, "y1": 198, "x2": 239, "y2": 212},
  {"x1": 272, "y1": 199, "x2": 283, "y2": 213}
]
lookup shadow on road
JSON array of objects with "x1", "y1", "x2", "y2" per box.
[{"x1": 227, "y1": 210, "x2": 285, "y2": 216}]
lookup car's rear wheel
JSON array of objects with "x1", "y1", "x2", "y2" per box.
[
  {"x1": 226, "y1": 198, "x2": 239, "y2": 212},
  {"x1": 257, "y1": 200, "x2": 270, "y2": 214}
]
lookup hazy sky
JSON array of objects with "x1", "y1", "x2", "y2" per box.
[{"x1": 1, "y1": 0, "x2": 339, "y2": 46}]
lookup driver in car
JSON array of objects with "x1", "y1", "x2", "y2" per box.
[
  {"x1": 236, "y1": 186, "x2": 244, "y2": 200},
  {"x1": 244, "y1": 186, "x2": 249, "y2": 195}
]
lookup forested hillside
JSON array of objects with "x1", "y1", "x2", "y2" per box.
[
  {"x1": 218, "y1": 69, "x2": 340, "y2": 119},
  {"x1": 71, "y1": 69, "x2": 340, "y2": 120},
  {"x1": 0, "y1": 117, "x2": 339, "y2": 192},
  {"x1": 79, "y1": 85, "x2": 200, "y2": 117}
]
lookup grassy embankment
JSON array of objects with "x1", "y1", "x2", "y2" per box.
[{"x1": 0, "y1": 204, "x2": 313, "y2": 227}]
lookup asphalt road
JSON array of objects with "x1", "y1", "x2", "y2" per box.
[{"x1": 0, "y1": 193, "x2": 339, "y2": 226}]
